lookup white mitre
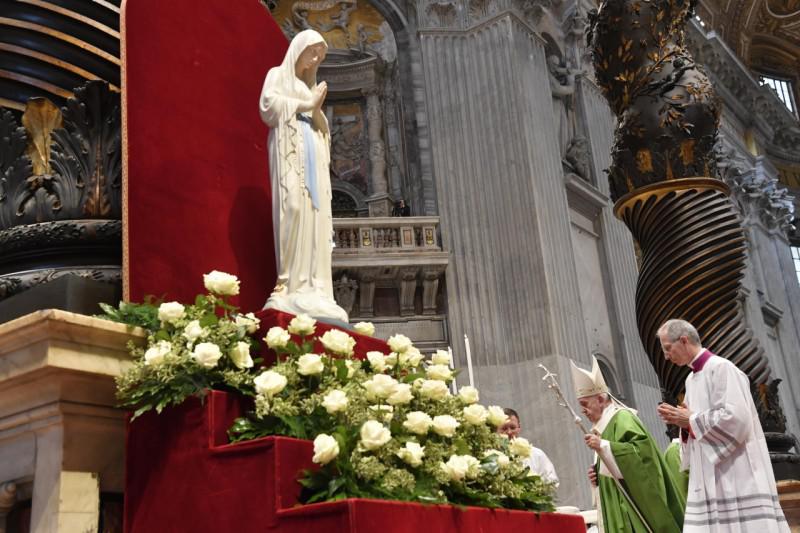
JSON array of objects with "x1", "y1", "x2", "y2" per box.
[{"x1": 570, "y1": 356, "x2": 608, "y2": 399}]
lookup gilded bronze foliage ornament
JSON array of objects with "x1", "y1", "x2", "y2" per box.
[
  {"x1": 588, "y1": 0, "x2": 773, "y2": 398},
  {"x1": 0, "y1": 81, "x2": 121, "y2": 227},
  {"x1": 588, "y1": 0, "x2": 720, "y2": 201},
  {"x1": 0, "y1": 80, "x2": 121, "y2": 302}
]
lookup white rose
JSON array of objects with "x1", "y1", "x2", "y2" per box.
[
  {"x1": 254, "y1": 370, "x2": 287, "y2": 397},
  {"x1": 509, "y1": 437, "x2": 533, "y2": 457},
  {"x1": 157, "y1": 301, "x2": 185, "y2": 323},
  {"x1": 425, "y1": 364, "x2": 453, "y2": 381},
  {"x1": 487, "y1": 405, "x2": 509, "y2": 427},
  {"x1": 264, "y1": 327, "x2": 291, "y2": 349},
  {"x1": 419, "y1": 379, "x2": 450, "y2": 400},
  {"x1": 396, "y1": 442, "x2": 425, "y2": 467},
  {"x1": 363, "y1": 374, "x2": 398, "y2": 400},
  {"x1": 403, "y1": 411, "x2": 433, "y2": 435},
  {"x1": 229, "y1": 341, "x2": 254, "y2": 369},
  {"x1": 192, "y1": 342, "x2": 222, "y2": 369},
  {"x1": 353, "y1": 322, "x2": 375, "y2": 336},
  {"x1": 322, "y1": 389, "x2": 349, "y2": 414},
  {"x1": 458, "y1": 386, "x2": 480, "y2": 404},
  {"x1": 234, "y1": 312, "x2": 260, "y2": 334},
  {"x1": 462, "y1": 404, "x2": 488, "y2": 425},
  {"x1": 369, "y1": 404, "x2": 394, "y2": 423},
  {"x1": 312, "y1": 434, "x2": 340, "y2": 465},
  {"x1": 360, "y1": 420, "x2": 391, "y2": 451},
  {"x1": 320, "y1": 329, "x2": 356, "y2": 356},
  {"x1": 441, "y1": 455, "x2": 480, "y2": 482},
  {"x1": 297, "y1": 353, "x2": 324, "y2": 376},
  {"x1": 288, "y1": 314, "x2": 316, "y2": 336},
  {"x1": 144, "y1": 340, "x2": 172, "y2": 365},
  {"x1": 432, "y1": 415, "x2": 460, "y2": 437},
  {"x1": 387, "y1": 334, "x2": 412, "y2": 354},
  {"x1": 385, "y1": 352, "x2": 398, "y2": 366},
  {"x1": 386, "y1": 383, "x2": 414, "y2": 405},
  {"x1": 366, "y1": 351, "x2": 388, "y2": 373},
  {"x1": 431, "y1": 349, "x2": 451, "y2": 366},
  {"x1": 345, "y1": 359, "x2": 356, "y2": 378},
  {"x1": 406, "y1": 346, "x2": 424, "y2": 368},
  {"x1": 182, "y1": 320, "x2": 208, "y2": 343},
  {"x1": 203, "y1": 270, "x2": 240, "y2": 295},
  {"x1": 483, "y1": 449, "x2": 510, "y2": 466}
]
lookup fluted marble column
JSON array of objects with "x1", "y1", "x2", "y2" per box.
[
  {"x1": 419, "y1": 13, "x2": 595, "y2": 506},
  {"x1": 576, "y1": 78, "x2": 666, "y2": 443}
]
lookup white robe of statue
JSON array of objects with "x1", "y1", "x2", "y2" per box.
[
  {"x1": 259, "y1": 29, "x2": 348, "y2": 323},
  {"x1": 681, "y1": 355, "x2": 789, "y2": 532}
]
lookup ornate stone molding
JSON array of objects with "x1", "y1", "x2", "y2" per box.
[
  {"x1": 415, "y1": 0, "x2": 567, "y2": 35},
  {"x1": 716, "y1": 142, "x2": 796, "y2": 234},
  {"x1": 0, "y1": 267, "x2": 121, "y2": 300},
  {"x1": 318, "y1": 50, "x2": 379, "y2": 93},
  {"x1": 686, "y1": 24, "x2": 800, "y2": 162},
  {"x1": 0, "y1": 219, "x2": 121, "y2": 254},
  {"x1": 331, "y1": 216, "x2": 448, "y2": 318}
]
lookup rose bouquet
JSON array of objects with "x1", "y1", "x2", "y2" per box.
[
  {"x1": 99, "y1": 271, "x2": 262, "y2": 419},
  {"x1": 230, "y1": 320, "x2": 556, "y2": 511}
]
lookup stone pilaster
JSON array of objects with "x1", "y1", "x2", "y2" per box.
[{"x1": 419, "y1": 12, "x2": 594, "y2": 506}]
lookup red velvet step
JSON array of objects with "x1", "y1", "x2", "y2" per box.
[
  {"x1": 278, "y1": 498, "x2": 586, "y2": 532},
  {"x1": 124, "y1": 391, "x2": 585, "y2": 532}
]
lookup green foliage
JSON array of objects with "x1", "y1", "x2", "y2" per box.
[
  {"x1": 99, "y1": 281, "x2": 262, "y2": 420},
  {"x1": 229, "y1": 328, "x2": 557, "y2": 512}
]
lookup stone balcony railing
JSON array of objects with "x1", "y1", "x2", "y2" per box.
[
  {"x1": 333, "y1": 216, "x2": 442, "y2": 253},
  {"x1": 331, "y1": 217, "x2": 449, "y2": 321}
]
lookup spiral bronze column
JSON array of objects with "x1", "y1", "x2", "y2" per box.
[
  {"x1": 587, "y1": 0, "x2": 773, "y2": 397},
  {"x1": 614, "y1": 178, "x2": 770, "y2": 398}
]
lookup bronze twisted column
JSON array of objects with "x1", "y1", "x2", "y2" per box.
[{"x1": 587, "y1": 0, "x2": 771, "y2": 399}]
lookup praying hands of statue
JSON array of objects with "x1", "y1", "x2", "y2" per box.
[
  {"x1": 296, "y1": 81, "x2": 328, "y2": 114},
  {"x1": 656, "y1": 402, "x2": 691, "y2": 429}
]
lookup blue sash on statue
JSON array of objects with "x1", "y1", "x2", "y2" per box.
[{"x1": 297, "y1": 114, "x2": 320, "y2": 210}]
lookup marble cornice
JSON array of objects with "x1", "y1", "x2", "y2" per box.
[
  {"x1": 416, "y1": 4, "x2": 546, "y2": 44},
  {"x1": 0, "y1": 309, "x2": 142, "y2": 382}
]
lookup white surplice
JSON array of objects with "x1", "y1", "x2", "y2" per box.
[
  {"x1": 682, "y1": 354, "x2": 789, "y2": 532},
  {"x1": 524, "y1": 447, "x2": 560, "y2": 487}
]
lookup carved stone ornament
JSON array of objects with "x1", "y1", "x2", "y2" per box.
[
  {"x1": 685, "y1": 29, "x2": 800, "y2": 161},
  {"x1": 424, "y1": 0, "x2": 459, "y2": 28},
  {"x1": 715, "y1": 143, "x2": 796, "y2": 235},
  {"x1": 333, "y1": 274, "x2": 359, "y2": 315}
]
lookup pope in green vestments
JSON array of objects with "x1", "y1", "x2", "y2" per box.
[
  {"x1": 571, "y1": 358, "x2": 686, "y2": 533},
  {"x1": 663, "y1": 438, "x2": 689, "y2": 500}
]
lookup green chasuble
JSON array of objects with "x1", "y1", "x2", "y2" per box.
[
  {"x1": 597, "y1": 409, "x2": 686, "y2": 533},
  {"x1": 663, "y1": 440, "x2": 689, "y2": 501}
]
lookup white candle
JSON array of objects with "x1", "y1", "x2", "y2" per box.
[
  {"x1": 464, "y1": 334, "x2": 474, "y2": 388},
  {"x1": 447, "y1": 346, "x2": 457, "y2": 394}
]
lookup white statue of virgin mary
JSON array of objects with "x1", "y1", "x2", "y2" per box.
[{"x1": 259, "y1": 30, "x2": 348, "y2": 324}]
